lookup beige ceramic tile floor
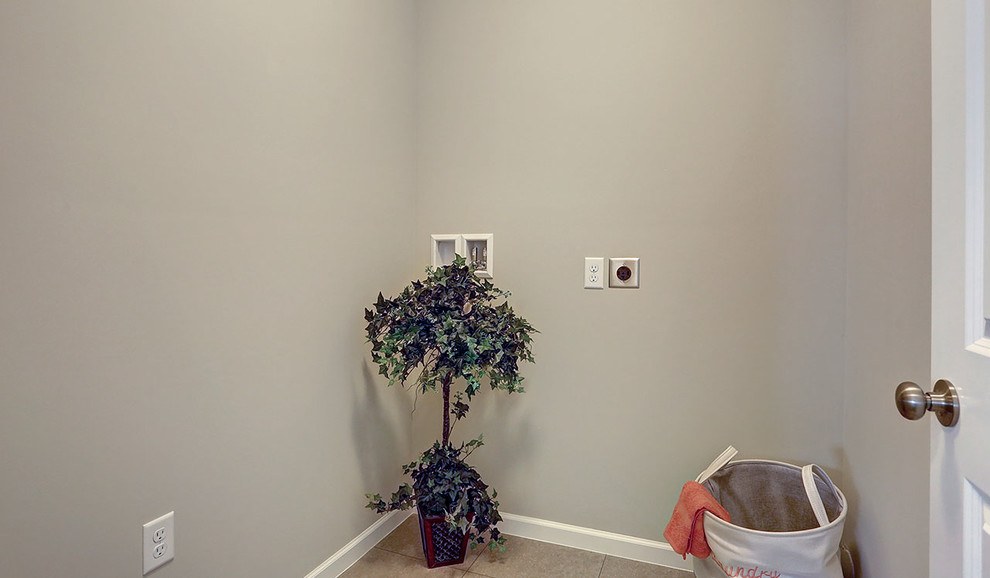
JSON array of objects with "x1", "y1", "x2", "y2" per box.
[{"x1": 340, "y1": 515, "x2": 693, "y2": 578}]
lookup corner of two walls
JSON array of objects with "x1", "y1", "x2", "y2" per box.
[
  {"x1": 0, "y1": 1, "x2": 419, "y2": 576},
  {"x1": 843, "y1": 0, "x2": 932, "y2": 575},
  {"x1": 410, "y1": 1, "x2": 847, "y2": 541},
  {"x1": 0, "y1": 0, "x2": 932, "y2": 575}
]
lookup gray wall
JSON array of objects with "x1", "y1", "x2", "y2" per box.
[
  {"x1": 0, "y1": 1, "x2": 933, "y2": 576},
  {"x1": 0, "y1": 1, "x2": 418, "y2": 576},
  {"x1": 844, "y1": 0, "x2": 932, "y2": 575},
  {"x1": 413, "y1": 0, "x2": 848, "y2": 540}
]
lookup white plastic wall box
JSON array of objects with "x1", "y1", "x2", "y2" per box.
[{"x1": 431, "y1": 234, "x2": 494, "y2": 278}]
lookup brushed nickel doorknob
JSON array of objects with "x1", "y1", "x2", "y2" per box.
[{"x1": 895, "y1": 379, "x2": 959, "y2": 427}]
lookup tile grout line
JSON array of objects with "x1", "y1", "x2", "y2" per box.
[
  {"x1": 463, "y1": 552, "x2": 478, "y2": 575},
  {"x1": 370, "y1": 545, "x2": 489, "y2": 576},
  {"x1": 371, "y1": 545, "x2": 421, "y2": 561},
  {"x1": 369, "y1": 522, "x2": 691, "y2": 577}
]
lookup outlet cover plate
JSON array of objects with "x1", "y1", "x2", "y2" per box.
[
  {"x1": 584, "y1": 257, "x2": 605, "y2": 289},
  {"x1": 608, "y1": 258, "x2": 640, "y2": 288},
  {"x1": 143, "y1": 511, "x2": 174, "y2": 575}
]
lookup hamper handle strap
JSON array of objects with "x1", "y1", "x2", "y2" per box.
[
  {"x1": 696, "y1": 445, "x2": 738, "y2": 483},
  {"x1": 801, "y1": 465, "x2": 835, "y2": 527}
]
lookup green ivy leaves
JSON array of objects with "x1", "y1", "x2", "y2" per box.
[
  {"x1": 365, "y1": 439, "x2": 506, "y2": 551},
  {"x1": 363, "y1": 255, "x2": 535, "y2": 554},
  {"x1": 365, "y1": 254, "x2": 536, "y2": 403}
]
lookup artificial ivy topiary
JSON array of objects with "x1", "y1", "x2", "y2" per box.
[
  {"x1": 364, "y1": 255, "x2": 536, "y2": 551},
  {"x1": 364, "y1": 254, "x2": 535, "y2": 446}
]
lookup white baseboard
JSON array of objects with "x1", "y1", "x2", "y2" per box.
[
  {"x1": 304, "y1": 510, "x2": 691, "y2": 577},
  {"x1": 498, "y1": 512, "x2": 692, "y2": 572},
  {"x1": 304, "y1": 510, "x2": 413, "y2": 578}
]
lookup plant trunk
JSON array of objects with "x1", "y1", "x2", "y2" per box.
[{"x1": 441, "y1": 373, "x2": 452, "y2": 446}]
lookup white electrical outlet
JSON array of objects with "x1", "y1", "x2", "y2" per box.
[
  {"x1": 584, "y1": 257, "x2": 605, "y2": 289},
  {"x1": 143, "y1": 511, "x2": 174, "y2": 575}
]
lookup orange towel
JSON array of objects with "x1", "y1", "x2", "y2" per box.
[{"x1": 663, "y1": 481, "x2": 730, "y2": 559}]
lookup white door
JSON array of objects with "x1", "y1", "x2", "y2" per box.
[{"x1": 931, "y1": 0, "x2": 990, "y2": 575}]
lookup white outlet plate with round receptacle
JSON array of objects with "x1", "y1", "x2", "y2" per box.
[{"x1": 608, "y1": 258, "x2": 640, "y2": 288}]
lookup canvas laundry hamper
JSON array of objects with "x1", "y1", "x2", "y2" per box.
[{"x1": 693, "y1": 459, "x2": 847, "y2": 578}]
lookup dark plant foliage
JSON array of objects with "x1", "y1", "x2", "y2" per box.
[
  {"x1": 366, "y1": 437, "x2": 505, "y2": 550},
  {"x1": 364, "y1": 255, "x2": 535, "y2": 402},
  {"x1": 363, "y1": 255, "x2": 536, "y2": 552}
]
